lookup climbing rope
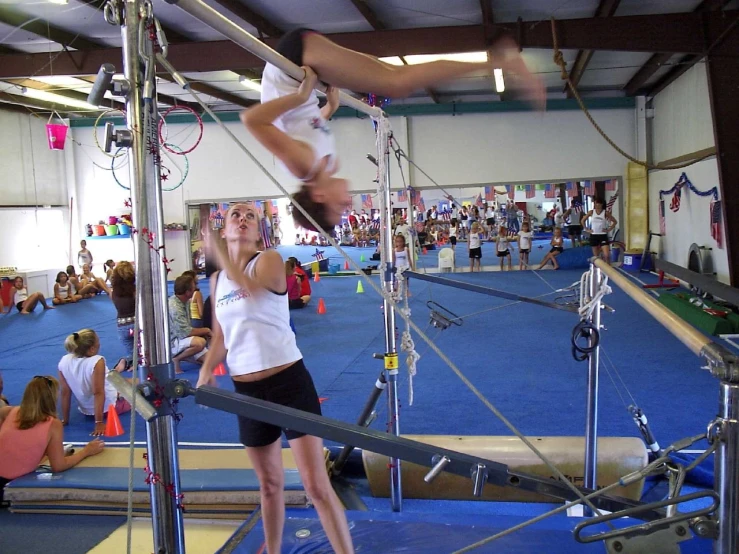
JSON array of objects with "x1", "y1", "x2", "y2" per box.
[{"x1": 550, "y1": 18, "x2": 715, "y2": 172}]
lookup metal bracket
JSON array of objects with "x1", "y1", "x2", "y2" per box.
[
  {"x1": 605, "y1": 522, "x2": 692, "y2": 554},
  {"x1": 574, "y1": 490, "x2": 718, "y2": 546},
  {"x1": 427, "y1": 300, "x2": 462, "y2": 330},
  {"x1": 104, "y1": 122, "x2": 132, "y2": 152}
]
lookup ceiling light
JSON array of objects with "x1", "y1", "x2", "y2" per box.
[
  {"x1": 20, "y1": 87, "x2": 98, "y2": 110},
  {"x1": 494, "y1": 68, "x2": 505, "y2": 93},
  {"x1": 238, "y1": 75, "x2": 262, "y2": 93},
  {"x1": 380, "y1": 52, "x2": 488, "y2": 65},
  {"x1": 48, "y1": 0, "x2": 69, "y2": 4}
]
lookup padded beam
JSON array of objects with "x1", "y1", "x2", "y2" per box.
[{"x1": 363, "y1": 435, "x2": 646, "y2": 502}]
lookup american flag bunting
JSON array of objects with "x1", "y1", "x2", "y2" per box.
[{"x1": 711, "y1": 200, "x2": 723, "y2": 248}]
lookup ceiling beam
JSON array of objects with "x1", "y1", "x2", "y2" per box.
[
  {"x1": 0, "y1": 90, "x2": 100, "y2": 114},
  {"x1": 211, "y1": 0, "x2": 283, "y2": 38},
  {"x1": 5, "y1": 77, "x2": 118, "y2": 110},
  {"x1": 158, "y1": 75, "x2": 255, "y2": 109},
  {"x1": 565, "y1": 0, "x2": 621, "y2": 98},
  {"x1": 73, "y1": 0, "x2": 191, "y2": 43},
  {"x1": 624, "y1": 0, "x2": 732, "y2": 96},
  {"x1": 0, "y1": 11, "x2": 731, "y2": 79},
  {"x1": 348, "y1": 0, "x2": 440, "y2": 103},
  {"x1": 0, "y1": 4, "x2": 102, "y2": 51}
]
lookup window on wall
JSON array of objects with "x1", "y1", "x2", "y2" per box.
[{"x1": 0, "y1": 208, "x2": 67, "y2": 269}]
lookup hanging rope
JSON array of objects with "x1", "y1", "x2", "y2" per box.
[{"x1": 550, "y1": 18, "x2": 715, "y2": 172}]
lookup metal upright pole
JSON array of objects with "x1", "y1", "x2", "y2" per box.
[
  {"x1": 379, "y1": 119, "x2": 402, "y2": 512},
  {"x1": 583, "y1": 264, "x2": 601, "y2": 509},
  {"x1": 715, "y1": 381, "x2": 739, "y2": 554},
  {"x1": 121, "y1": 0, "x2": 185, "y2": 551}
]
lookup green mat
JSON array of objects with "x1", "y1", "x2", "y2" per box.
[{"x1": 658, "y1": 292, "x2": 739, "y2": 336}]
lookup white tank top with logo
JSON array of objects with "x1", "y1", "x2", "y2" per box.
[
  {"x1": 214, "y1": 253, "x2": 302, "y2": 376},
  {"x1": 261, "y1": 64, "x2": 337, "y2": 180}
]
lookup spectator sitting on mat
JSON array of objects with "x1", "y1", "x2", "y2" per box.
[
  {"x1": 6, "y1": 276, "x2": 53, "y2": 315},
  {"x1": 53, "y1": 271, "x2": 81, "y2": 305},
  {"x1": 538, "y1": 227, "x2": 565, "y2": 271},
  {"x1": 285, "y1": 260, "x2": 310, "y2": 310},
  {"x1": 58, "y1": 329, "x2": 129, "y2": 437},
  {"x1": 288, "y1": 257, "x2": 312, "y2": 299},
  {"x1": 169, "y1": 274, "x2": 211, "y2": 374},
  {"x1": 0, "y1": 376, "x2": 104, "y2": 502},
  {"x1": 80, "y1": 264, "x2": 112, "y2": 296},
  {"x1": 181, "y1": 270, "x2": 205, "y2": 329},
  {"x1": 104, "y1": 260, "x2": 116, "y2": 286}
]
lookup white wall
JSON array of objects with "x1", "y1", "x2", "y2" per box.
[
  {"x1": 648, "y1": 63, "x2": 728, "y2": 283},
  {"x1": 0, "y1": 110, "x2": 71, "y2": 270}
]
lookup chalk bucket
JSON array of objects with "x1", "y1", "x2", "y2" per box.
[{"x1": 46, "y1": 124, "x2": 68, "y2": 150}]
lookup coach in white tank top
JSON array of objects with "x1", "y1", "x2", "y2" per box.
[
  {"x1": 196, "y1": 202, "x2": 353, "y2": 552},
  {"x1": 581, "y1": 198, "x2": 617, "y2": 265}
]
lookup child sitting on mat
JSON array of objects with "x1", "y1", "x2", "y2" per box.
[
  {"x1": 538, "y1": 227, "x2": 565, "y2": 270},
  {"x1": 7, "y1": 276, "x2": 53, "y2": 314},
  {"x1": 241, "y1": 29, "x2": 543, "y2": 234},
  {"x1": 0, "y1": 376, "x2": 104, "y2": 503}
]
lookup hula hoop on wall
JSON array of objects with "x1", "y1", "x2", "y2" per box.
[
  {"x1": 94, "y1": 108, "x2": 127, "y2": 158},
  {"x1": 158, "y1": 105, "x2": 204, "y2": 155},
  {"x1": 111, "y1": 142, "x2": 189, "y2": 191}
]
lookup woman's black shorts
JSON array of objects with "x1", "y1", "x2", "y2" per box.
[
  {"x1": 589, "y1": 234, "x2": 609, "y2": 247},
  {"x1": 469, "y1": 247, "x2": 482, "y2": 259},
  {"x1": 275, "y1": 28, "x2": 320, "y2": 67},
  {"x1": 567, "y1": 225, "x2": 582, "y2": 237},
  {"x1": 496, "y1": 250, "x2": 510, "y2": 258},
  {"x1": 232, "y1": 359, "x2": 321, "y2": 447}
]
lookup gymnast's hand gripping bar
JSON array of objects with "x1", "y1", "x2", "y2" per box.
[{"x1": 163, "y1": 0, "x2": 384, "y2": 119}]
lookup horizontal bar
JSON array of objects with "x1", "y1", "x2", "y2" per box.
[
  {"x1": 164, "y1": 0, "x2": 383, "y2": 118},
  {"x1": 593, "y1": 259, "x2": 711, "y2": 357},
  {"x1": 405, "y1": 271, "x2": 578, "y2": 313},
  {"x1": 194, "y1": 386, "x2": 660, "y2": 518},
  {"x1": 655, "y1": 258, "x2": 739, "y2": 308}
]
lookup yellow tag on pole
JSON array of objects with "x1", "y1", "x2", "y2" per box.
[{"x1": 384, "y1": 353, "x2": 399, "y2": 370}]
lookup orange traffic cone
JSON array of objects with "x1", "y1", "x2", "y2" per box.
[
  {"x1": 313, "y1": 271, "x2": 320, "y2": 283},
  {"x1": 105, "y1": 404, "x2": 125, "y2": 437},
  {"x1": 213, "y1": 363, "x2": 227, "y2": 376},
  {"x1": 317, "y1": 298, "x2": 327, "y2": 315},
  {"x1": 344, "y1": 260, "x2": 350, "y2": 271}
]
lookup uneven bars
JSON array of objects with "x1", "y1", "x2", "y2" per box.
[
  {"x1": 163, "y1": 0, "x2": 384, "y2": 119},
  {"x1": 593, "y1": 258, "x2": 710, "y2": 357}
]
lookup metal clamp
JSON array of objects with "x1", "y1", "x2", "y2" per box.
[
  {"x1": 427, "y1": 300, "x2": 462, "y2": 331},
  {"x1": 104, "y1": 122, "x2": 132, "y2": 152},
  {"x1": 574, "y1": 490, "x2": 719, "y2": 545},
  {"x1": 706, "y1": 418, "x2": 725, "y2": 445}
]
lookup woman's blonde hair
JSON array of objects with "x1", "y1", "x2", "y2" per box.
[
  {"x1": 17, "y1": 376, "x2": 59, "y2": 430},
  {"x1": 64, "y1": 329, "x2": 98, "y2": 357}
]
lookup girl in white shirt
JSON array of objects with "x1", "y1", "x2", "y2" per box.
[
  {"x1": 393, "y1": 234, "x2": 414, "y2": 294},
  {"x1": 242, "y1": 30, "x2": 543, "y2": 237},
  {"x1": 9, "y1": 277, "x2": 52, "y2": 314},
  {"x1": 53, "y1": 272, "x2": 81, "y2": 305},
  {"x1": 496, "y1": 225, "x2": 513, "y2": 271},
  {"x1": 517, "y1": 221, "x2": 534, "y2": 270},
  {"x1": 468, "y1": 222, "x2": 483, "y2": 272},
  {"x1": 197, "y1": 203, "x2": 353, "y2": 554},
  {"x1": 581, "y1": 198, "x2": 618, "y2": 265},
  {"x1": 58, "y1": 329, "x2": 128, "y2": 436}
]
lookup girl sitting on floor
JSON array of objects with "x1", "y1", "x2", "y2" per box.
[
  {"x1": 538, "y1": 227, "x2": 565, "y2": 270},
  {"x1": 53, "y1": 271, "x2": 81, "y2": 305},
  {"x1": 58, "y1": 329, "x2": 129, "y2": 438},
  {"x1": 241, "y1": 30, "x2": 543, "y2": 234},
  {"x1": 0, "y1": 376, "x2": 104, "y2": 503},
  {"x1": 7, "y1": 276, "x2": 53, "y2": 314}
]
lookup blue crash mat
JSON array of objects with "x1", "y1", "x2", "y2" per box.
[
  {"x1": 6, "y1": 467, "x2": 304, "y2": 492},
  {"x1": 221, "y1": 508, "x2": 714, "y2": 553}
]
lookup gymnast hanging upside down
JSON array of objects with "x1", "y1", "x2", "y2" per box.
[{"x1": 241, "y1": 28, "x2": 545, "y2": 232}]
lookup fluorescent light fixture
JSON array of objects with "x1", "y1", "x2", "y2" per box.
[
  {"x1": 20, "y1": 87, "x2": 98, "y2": 110},
  {"x1": 380, "y1": 51, "x2": 488, "y2": 66},
  {"x1": 494, "y1": 68, "x2": 505, "y2": 93},
  {"x1": 48, "y1": 0, "x2": 69, "y2": 4},
  {"x1": 238, "y1": 75, "x2": 262, "y2": 93}
]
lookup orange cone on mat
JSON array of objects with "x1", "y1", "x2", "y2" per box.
[
  {"x1": 317, "y1": 298, "x2": 327, "y2": 315},
  {"x1": 213, "y1": 363, "x2": 227, "y2": 376},
  {"x1": 313, "y1": 271, "x2": 320, "y2": 283},
  {"x1": 105, "y1": 404, "x2": 124, "y2": 437},
  {"x1": 344, "y1": 260, "x2": 350, "y2": 271}
]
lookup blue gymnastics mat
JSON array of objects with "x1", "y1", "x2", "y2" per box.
[{"x1": 219, "y1": 508, "x2": 714, "y2": 553}]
